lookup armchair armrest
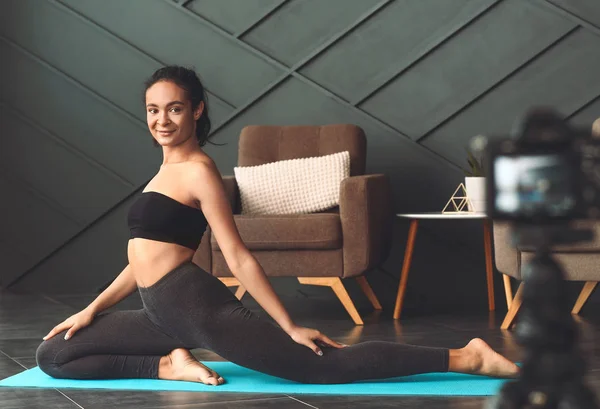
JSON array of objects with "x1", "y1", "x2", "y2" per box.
[
  {"x1": 339, "y1": 174, "x2": 393, "y2": 278},
  {"x1": 221, "y1": 175, "x2": 239, "y2": 214},
  {"x1": 493, "y1": 222, "x2": 521, "y2": 280}
]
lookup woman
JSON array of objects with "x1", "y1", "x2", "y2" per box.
[{"x1": 36, "y1": 66, "x2": 518, "y2": 386}]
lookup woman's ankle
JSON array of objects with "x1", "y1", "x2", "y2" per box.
[
  {"x1": 157, "y1": 355, "x2": 172, "y2": 379},
  {"x1": 448, "y1": 347, "x2": 479, "y2": 373}
]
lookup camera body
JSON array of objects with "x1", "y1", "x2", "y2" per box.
[
  {"x1": 485, "y1": 110, "x2": 600, "y2": 223},
  {"x1": 485, "y1": 109, "x2": 600, "y2": 409}
]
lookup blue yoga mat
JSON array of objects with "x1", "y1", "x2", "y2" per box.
[{"x1": 0, "y1": 362, "x2": 508, "y2": 396}]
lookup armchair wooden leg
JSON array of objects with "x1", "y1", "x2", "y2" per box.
[
  {"x1": 234, "y1": 286, "x2": 247, "y2": 300},
  {"x1": 218, "y1": 277, "x2": 247, "y2": 300},
  {"x1": 501, "y1": 284, "x2": 524, "y2": 330},
  {"x1": 355, "y1": 276, "x2": 382, "y2": 310},
  {"x1": 572, "y1": 281, "x2": 598, "y2": 315},
  {"x1": 298, "y1": 277, "x2": 364, "y2": 325},
  {"x1": 503, "y1": 274, "x2": 513, "y2": 309}
]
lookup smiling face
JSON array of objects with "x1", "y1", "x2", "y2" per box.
[{"x1": 145, "y1": 80, "x2": 203, "y2": 147}]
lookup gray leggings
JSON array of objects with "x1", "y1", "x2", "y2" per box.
[{"x1": 36, "y1": 262, "x2": 449, "y2": 384}]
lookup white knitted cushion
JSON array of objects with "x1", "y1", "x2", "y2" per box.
[{"x1": 234, "y1": 151, "x2": 350, "y2": 215}]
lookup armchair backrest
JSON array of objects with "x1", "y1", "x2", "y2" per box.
[{"x1": 237, "y1": 124, "x2": 367, "y2": 177}]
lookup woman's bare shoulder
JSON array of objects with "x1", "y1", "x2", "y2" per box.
[
  {"x1": 184, "y1": 156, "x2": 223, "y2": 190},
  {"x1": 187, "y1": 155, "x2": 218, "y2": 176},
  {"x1": 190, "y1": 152, "x2": 216, "y2": 169}
]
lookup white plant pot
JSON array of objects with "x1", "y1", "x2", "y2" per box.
[{"x1": 465, "y1": 176, "x2": 486, "y2": 213}]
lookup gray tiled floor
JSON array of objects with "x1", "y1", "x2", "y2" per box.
[{"x1": 0, "y1": 288, "x2": 598, "y2": 408}]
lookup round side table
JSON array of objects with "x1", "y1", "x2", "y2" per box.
[{"x1": 393, "y1": 212, "x2": 495, "y2": 320}]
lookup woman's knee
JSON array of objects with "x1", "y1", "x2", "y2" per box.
[{"x1": 35, "y1": 335, "x2": 67, "y2": 378}]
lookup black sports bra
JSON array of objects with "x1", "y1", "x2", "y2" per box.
[{"x1": 127, "y1": 191, "x2": 208, "y2": 250}]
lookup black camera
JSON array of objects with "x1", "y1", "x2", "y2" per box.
[
  {"x1": 485, "y1": 109, "x2": 600, "y2": 223},
  {"x1": 484, "y1": 109, "x2": 600, "y2": 409}
]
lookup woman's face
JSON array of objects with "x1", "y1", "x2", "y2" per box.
[{"x1": 145, "y1": 80, "x2": 203, "y2": 147}]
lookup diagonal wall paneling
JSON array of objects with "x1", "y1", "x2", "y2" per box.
[
  {"x1": 59, "y1": 0, "x2": 284, "y2": 108},
  {"x1": 0, "y1": 175, "x2": 80, "y2": 286},
  {"x1": 4, "y1": 0, "x2": 600, "y2": 311},
  {"x1": 359, "y1": 0, "x2": 576, "y2": 139},
  {"x1": 0, "y1": 238, "x2": 34, "y2": 288},
  {"x1": 14, "y1": 196, "x2": 138, "y2": 294},
  {"x1": 547, "y1": 0, "x2": 600, "y2": 29},
  {"x1": 186, "y1": 0, "x2": 286, "y2": 35},
  {"x1": 241, "y1": 0, "x2": 383, "y2": 67},
  {"x1": 569, "y1": 97, "x2": 600, "y2": 128},
  {"x1": 300, "y1": 0, "x2": 499, "y2": 104},
  {"x1": 0, "y1": 37, "x2": 159, "y2": 185},
  {"x1": 0, "y1": 106, "x2": 131, "y2": 224},
  {"x1": 0, "y1": 0, "x2": 228, "y2": 130},
  {"x1": 422, "y1": 28, "x2": 600, "y2": 166},
  {"x1": 423, "y1": 29, "x2": 600, "y2": 167}
]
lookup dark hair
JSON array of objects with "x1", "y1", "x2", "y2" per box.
[{"x1": 144, "y1": 65, "x2": 216, "y2": 147}]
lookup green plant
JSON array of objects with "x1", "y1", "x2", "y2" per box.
[{"x1": 464, "y1": 148, "x2": 486, "y2": 177}]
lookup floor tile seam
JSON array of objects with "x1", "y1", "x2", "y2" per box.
[
  {"x1": 285, "y1": 394, "x2": 320, "y2": 408},
  {"x1": 1, "y1": 349, "x2": 84, "y2": 408},
  {"x1": 134, "y1": 395, "x2": 295, "y2": 409}
]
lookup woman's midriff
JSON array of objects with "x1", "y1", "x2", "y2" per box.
[{"x1": 128, "y1": 238, "x2": 195, "y2": 288}]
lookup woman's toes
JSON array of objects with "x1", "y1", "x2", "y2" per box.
[
  {"x1": 199, "y1": 370, "x2": 223, "y2": 386},
  {"x1": 200, "y1": 375, "x2": 217, "y2": 386}
]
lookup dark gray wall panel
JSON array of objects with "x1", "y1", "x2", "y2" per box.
[
  {"x1": 300, "y1": 0, "x2": 498, "y2": 103},
  {"x1": 59, "y1": 0, "x2": 284, "y2": 107},
  {"x1": 187, "y1": 0, "x2": 285, "y2": 35},
  {"x1": 13, "y1": 197, "x2": 136, "y2": 294},
  {"x1": 0, "y1": 0, "x2": 231, "y2": 129},
  {"x1": 208, "y1": 77, "x2": 462, "y2": 213},
  {"x1": 242, "y1": 0, "x2": 382, "y2": 67},
  {"x1": 570, "y1": 98, "x2": 600, "y2": 128},
  {"x1": 0, "y1": 239, "x2": 38, "y2": 288},
  {"x1": 1, "y1": 108, "x2": 130, "y2": 224},
  {"x1": 0, "y1": 38, "x2": 160, "y2": 185},
  {"x1": 0, "y1": 0, "x2": 150, "y2": 122},
  {"x1": 0, "y1": 176, "x2": 79, "y2": 285},
  {"x1": 360, "y1": 0, "x2": 575, "y2": 139},
  {"x1": 547, "y1": 0, "x2": 600, "y2": 28},
  {"x1": 422, "y1": 28, "x2": 600, "y2": 166}
]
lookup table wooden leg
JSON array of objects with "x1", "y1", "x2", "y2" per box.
[
  {"x1": 483, "y1": 219, "x2": 495, "y2": 311},
  {"x1": 393, "y1": 219, "x2": 419, "y2": 320}
]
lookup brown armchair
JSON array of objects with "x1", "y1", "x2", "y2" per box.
[
  {"x1": 493, "y1": 222, "x2": 599, "y2": 329},
  {"x1": 193, "y1": 124, "x2": 394, "y2": 325}
]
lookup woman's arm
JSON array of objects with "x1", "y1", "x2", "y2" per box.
[
  {"x1": 191, "y1": 162, "x2": 295, "y2": 331},
  {"x1": 192, "y1": 162, "x2": 344, "y2": 354},
  {"x1": 43, "y1": 264, "x2": 138, "y2": 341},
  {"x1": 86, "y1": 264, "x2": 138, "y2": 316},
  {"x1": 229, "y1": 252, "x2": 295, "y2": 331}
]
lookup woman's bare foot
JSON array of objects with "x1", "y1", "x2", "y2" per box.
[
  {"x1": 158, "y1": 348, "x2": 224, "y2": 385},
  {"x1": 449, "y1": 338, "x2": 519, "y2": 378}
]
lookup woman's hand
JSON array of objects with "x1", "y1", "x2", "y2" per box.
[
  {"x1": 43, "y1": 308, "x2": 96, "y2": 341},
  {"x1": 287, "y1": 326, "x2": 346, "y2": 356}
]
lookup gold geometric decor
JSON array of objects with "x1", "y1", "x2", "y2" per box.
[{"x1": 442, "y1": 183, "x2": 475, "y2": 214}]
